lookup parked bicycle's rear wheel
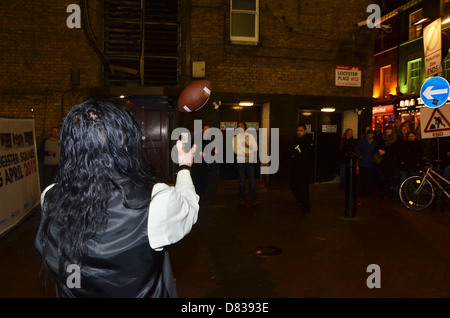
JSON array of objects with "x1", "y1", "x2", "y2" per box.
[{"x1": 399, "y1": 176, "x2": 434, "y2": 210}]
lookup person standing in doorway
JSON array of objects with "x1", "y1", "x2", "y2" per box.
[
  {"x1": 192, "y1": 124, "x2": 216, "y2": 199},
  {"x1": 289, "y1": 124, "x2": 313, "y2": 213},
  {"x1": 38, "y1": 127, "x2": 60, "y2": 191},
  {"x1": 232, "y1": 121, "x2": 259, "y2": 206}
]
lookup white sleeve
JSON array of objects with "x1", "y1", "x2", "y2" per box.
[
  {"x1": 250, "y1": 133, "x2": 258, "y2": 152},
  {"x1": 40, "y1": 183, "x2": 56, "y2": 207},
  {"x1": 147, "y1": 169, "x2": 200, "y2": 251}
]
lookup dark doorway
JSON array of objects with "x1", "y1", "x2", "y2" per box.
[
  {"x1": 298, "y1": 110, "x2": 342, "y2": 183},
  {"x1": 125, "y1": 98, "x2": 170, "y2": 182},
  {"x1": 218, "y1": 104, "x2": 262, "y2": 181}
]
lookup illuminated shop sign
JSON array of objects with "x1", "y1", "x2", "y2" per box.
[
  {"x1": 372, "y1": 105, "x2": 394, "y2": 115},
  {"x1": 398, "y1": 98, "x2": 423, "y2": 107}
]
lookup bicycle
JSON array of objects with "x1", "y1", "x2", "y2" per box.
[{"x1": 399, "y1": 165, "x2": 450, "y2": 211}]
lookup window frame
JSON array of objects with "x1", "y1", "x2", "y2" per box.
[
  {"x1": 230, "y1": 0, "x2": 259, "y2": 45},
  {"x1": 441, "y1": 49, "x2": 450, "y2": 80},
  {"x1": 409, "y1": 9, "x2": 423, "y2": 41},
  {"x1": 380, "y1": 65, "x2": 391, "y2": 99},
  {"x1": 407, "y1": 58, "x2": 422, "y2": 95}
]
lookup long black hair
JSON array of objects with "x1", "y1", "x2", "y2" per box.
[{"x1": 40, "y1": 99, "x2": 154, "y2": 275}]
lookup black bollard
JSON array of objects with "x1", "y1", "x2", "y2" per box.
[{"x1": 345, "y1": 154, "x2": 357, "y2": 219}]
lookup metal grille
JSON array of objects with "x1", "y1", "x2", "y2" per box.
[{"x1": 104, "y1": 0, "x2": 179, "y2": 86}]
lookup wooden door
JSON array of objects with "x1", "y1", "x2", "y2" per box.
[{"x1": 126, "y1": 99, "x2": 169, "y2": 182}]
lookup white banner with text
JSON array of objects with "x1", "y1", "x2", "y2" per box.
[{"x1": 0, "y1": 117, "x2": 40, "y2": 236}]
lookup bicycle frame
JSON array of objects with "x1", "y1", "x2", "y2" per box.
[{"x1": 417, "y1": 167, "x2": 450, "y2": 200}]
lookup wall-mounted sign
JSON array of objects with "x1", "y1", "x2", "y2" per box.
[
  {"x1": 245, "y1": 122, "x2": 259, "y2": 130},
  {"x1": 335, "y1": 65, "x2": 361, "y2": 87},
  {"x1": 322, "y1": 125, "x2": 337, "y2": 133},
  {"x1": 220, "y1": 122, "x2": 237, "y2": 130}
]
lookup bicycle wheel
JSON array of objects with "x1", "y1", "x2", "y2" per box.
[{"x1": 399, "y1": 176, "x2": 434, "y2": 210}]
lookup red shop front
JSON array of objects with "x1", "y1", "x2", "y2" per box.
[{"x1": 372, "y1": 104, "x2": 395, "y2": 131}]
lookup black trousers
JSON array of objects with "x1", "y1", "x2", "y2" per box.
[
  {"x1": 192, "y1": 163, "x2": 209, "y2": 197},
  {"x1": 289, "y1": 177, "x2": 310, "y2": 210}
]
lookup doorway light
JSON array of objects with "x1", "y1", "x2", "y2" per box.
[
  {"x1": 239, "y1": 101, "x2": 254, "y2": 106},
  {"x1": 321, "y1": 107, "x2": 335, "y2": 112}
]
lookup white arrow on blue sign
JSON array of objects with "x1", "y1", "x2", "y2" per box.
[{"x1": 420, "y1": 76, "x2": 450, "y2": 108}]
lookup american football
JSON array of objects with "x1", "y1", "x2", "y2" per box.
[{"x1": 177, "y1": 80, "x2": 212, "y2": 113}]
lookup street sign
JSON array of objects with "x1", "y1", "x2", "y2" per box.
[
  {"x1": 420, "y1": 103, "x2": 450, "y2": 139},
  {"x1": 423, "y1": 18, "x2": 442, "y2": 77},
  {"x1": 420, "y1": 76, "x2": 450, "y2": 108},
  {"x1": 335, "y1": 66, "x2": 361, "y2": 87}
]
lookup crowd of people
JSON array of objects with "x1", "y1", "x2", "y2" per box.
[
  {"x1": 33, "y1": 100, "x2": 449, "y2": 298},
  {"x1": 339, "y1": 118, "x2": 450, "y2": 200}
]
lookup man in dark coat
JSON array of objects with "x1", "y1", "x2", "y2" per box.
[
  {"x1": 289, "y1": 124, "x2": 314, "y2": 212},
  {"x1": 398, "y1": 131, "x2": 423, "y2": 185}
]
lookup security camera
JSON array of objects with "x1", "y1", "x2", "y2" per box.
[{"x1": 354, "y1": 20, "x2": 367, "y2": 27}]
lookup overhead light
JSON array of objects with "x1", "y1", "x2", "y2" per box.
[
  {"x1": 232, "y1": 106, "x2": 243, "y2": 110},
  {"x1": 119, "y1": 95, "x2": 125, "y2": 99},
  {"x1": 301, "y1": 112, "x2": 312, "y2": 116},
  {"x1": 239, "y1": 101, "x2": 254, "y2": 106},
  {"x1": 321, "y1": 107, "x2": 335, "y2": 112},
  {"x1": 443, "y1": 17, "x2": 450, "y2": 25},
  {"x1": 413, "y1": 18, "x2": 428, "y2": 26}
]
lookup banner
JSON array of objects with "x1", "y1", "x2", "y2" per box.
[{"x1": 0, "y1": 117, "x2": 40, "y2": 236}]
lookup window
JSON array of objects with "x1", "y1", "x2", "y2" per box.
[
  {"x1": 442, "y1": 50, "x2": 450, "y2": 80},
  {"x1": 230, "y1": 0, "x2": 259, "y2": 44},
  {"x1": 409, "y1": 9, "x2": 423, "y2": 41},
  {"x1": 445, "y1": 0, "x2": 450, "y2": 15},
  {"x1": 407, "y1": 58, "x2": 422, "y2": 94},
  {"x1": 380, "y1": 65, "x2": 391, "y2": 98}
]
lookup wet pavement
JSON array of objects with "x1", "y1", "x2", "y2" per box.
[{"x1": 1, "y1": 182, "x2": 450, "y2": 298}]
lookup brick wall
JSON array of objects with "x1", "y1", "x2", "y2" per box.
[
  {"x1": 183, "y1": 0, "x2": 375, "y2": 187},
  {"x1": 1, "y1": 0, "x2": 375, "y2": 188},
  {"x1": 188, "y1": 0, "x2": 374, "y2": 97},
  {"x1": 0, "y1": 0, "x2": 102, "y2": 145}
]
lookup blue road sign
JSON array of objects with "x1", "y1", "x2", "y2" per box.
[{"x1": 420, "y1": 76, "x2": 450, "y2": 108}]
